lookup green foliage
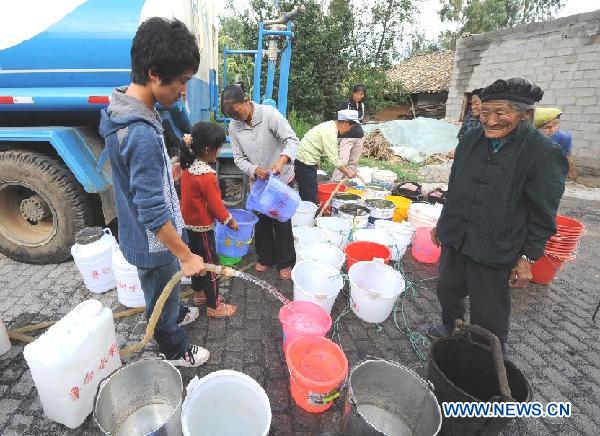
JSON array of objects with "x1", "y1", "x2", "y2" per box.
[
  {"x1": 319, "y1": 156, "x2": 422, "y2": 182},
  {"x1": 439, "y1": 0, "x2": 565, "y2": 49},
  {"x1": 219, "y1": 0, "x2": 416, "y2": 121},
  {"x1": 358, "y1": 157, "x2": 422, "y2": 182},
  {"x1": 407, "y1": 31, "x2": 443, "y2": 57},
  {"x1": 350, "y1": 0, "x2": 419, "y2": 68},
  {"x1": 340, "y1": 68, "x2": 409, "y2": 116},
  {"x1": 287, "y1": 109, "x2": 319, "y2": 140}
]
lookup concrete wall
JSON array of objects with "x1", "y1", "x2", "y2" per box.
[{"x1": 446, "y1": 9, "x2": 600, "y2": 171}]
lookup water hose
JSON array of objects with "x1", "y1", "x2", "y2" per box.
[
  {"x1": 7, "y1": 261, "x2": 252, "y2": 345},
  {"x1": 120, "y1": 263, "x2": 238, "y2": 357}
]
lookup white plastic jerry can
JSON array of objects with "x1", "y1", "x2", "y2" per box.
[
  {"x1": 71, "y1": 228, "x2": 117, "y2": 294},
  {"x1": 112, "y1": 246, "x2": 146, "y2": 308},
  {"x1": 1, "y1": 319, "x2": 11, "y2": 356},
  {"x1": 23, "y1": 300, "x2": 121, "y2": 429}
]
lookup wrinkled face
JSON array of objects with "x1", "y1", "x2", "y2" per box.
[
  {"x1": 471, "y1": 95, "x2": 482, "y2": 116},
  {"x1": 480, "y1": 101, "x2": 529, "y2": 139},
  {"x1": 222, "y1": 98, "x2": 253, "y2": 122},
  {"x1": 352, "y1": 90, "x2": 365, "y2": 103},
  {"x1": 539, "y1": 118, "x2": 560, "y2": 137},
  {"x1": 150, "y1": 70, "x2": 193, "y2": 108}
]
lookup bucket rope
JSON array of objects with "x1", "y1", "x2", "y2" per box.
[{"x1": 391, "y1": 258, "x2": 434, "y2": 361}]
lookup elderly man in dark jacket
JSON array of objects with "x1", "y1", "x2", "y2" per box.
[{"x1": 428, "y1": 78, "x2": 568, "y2": 351}]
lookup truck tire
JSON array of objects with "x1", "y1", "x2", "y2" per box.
[{"x1": 0, "y1": 150, "x2": 93, "y2": 264}]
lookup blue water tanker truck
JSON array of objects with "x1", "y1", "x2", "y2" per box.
[{"x1": 0, "y1": 0, "x2": 301, "y2": 264}]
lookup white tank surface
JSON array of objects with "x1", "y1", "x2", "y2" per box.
[{"x1": 23, "y1": 299, "x2": 121, "y2": 429}]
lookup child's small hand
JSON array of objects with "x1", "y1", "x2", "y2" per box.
[
  {"x1": 228, "y1": 218, "x2": 239, "y2": 231},
  {"x1": 227, "y1": 218, "x2": 240, "y2": 232}
]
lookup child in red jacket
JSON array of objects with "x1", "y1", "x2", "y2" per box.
[{"x1": 180, "y1": 122, "x2": 238, "y2": 317}]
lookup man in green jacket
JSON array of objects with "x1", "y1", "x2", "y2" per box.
[{"x1": 428, "y1": 78, "x2": 568, "y2": 352}]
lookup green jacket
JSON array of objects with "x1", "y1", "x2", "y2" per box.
[{"x1": 437, "y1": 124, "x2": 568, "y2": 268}]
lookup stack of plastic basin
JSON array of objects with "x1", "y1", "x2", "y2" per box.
[{"x1": 531, "y1": 215, "x2": 585, "y2": 284}]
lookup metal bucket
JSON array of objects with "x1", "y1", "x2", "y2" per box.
[
  {"x1": 94, "y1": 359, "x2": 183, "y2": 436},
  {"x1": 343, "y1": 359, "x2": 442, "y2": 436},
  {"x1": 427, "y1": 322, "x2": 532, "y2": 436}
]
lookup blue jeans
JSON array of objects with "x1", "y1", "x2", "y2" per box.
[{"x1": 137, "y1": 258, "x2": 188, "y2": 359}]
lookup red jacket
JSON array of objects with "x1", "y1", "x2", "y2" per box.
[{"x1": 180, "y1": 160, "x2": 230, "y2": 231}]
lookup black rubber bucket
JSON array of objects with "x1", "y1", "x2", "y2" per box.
[{"x1": 427, "y1": 322, "x2": 532, "y2": 436}]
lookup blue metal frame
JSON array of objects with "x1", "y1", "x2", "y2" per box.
[
  {"x1": 219, "y1": 21, "x2": 295, "y2": 119},
  {"x1": 0, "y1": 127, "x2": 111, "y2": 193}
]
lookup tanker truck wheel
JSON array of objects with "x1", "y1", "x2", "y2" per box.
[{"x1": 0, "y1": 150, "x2": 93, "y2": 264}]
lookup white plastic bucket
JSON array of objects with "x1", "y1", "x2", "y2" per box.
[
  {"x1": 331, "y1": 193, "x2": 361, "y2": 216},
  {"x1": 316, "y1": 217, "x2": 352, "y2": 249},
  {"x1": 112, "y1": 247, "x2": 146, "y2": 308},
  {"x1": 297, "y1": 242, "x2": 346, "y2": 270},
  {"x1": 363, "y1": 185, "x2": 390, "y2": 200},
  {"x1": 291, "y1": 201, "x2": 318, "y2": 227},
  {"x1": 352, "y1": 229, "x2": 390, "y2": 247},
  {"x1": 374, "y1": 220, "x2": 415, "y2": 261},
  {"x1": 1, "y1": 320, "x2": 11, "y2": 356},
  {"x1": 292, "y1": 226, "x2": 329, "y2": 252},
  {"x1": 182, "y1": 371, "x2": 271, "y2": 436},
  {"x1": 407, "y1": 203, "x2": 443, "y2": 229},
  {"x1": 71, "y1": 229, "x2": 116, "y2": 293},
  {"x1": 371, "y1": 169, "x2": 397, "y2": 185},
  {"x1": 349, "y1": 261, "x2": 405, "y2": 323},
  {"x1": 292, "y1": 261, "x2": 344, "y2": 314},
  {"x1": 338, "y1": 205, "x2": 370, "y2": 229}
]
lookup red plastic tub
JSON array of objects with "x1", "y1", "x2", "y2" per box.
[
  {"x1": 344, "y1": 241, "x2": 391, "y2": 270},
  {"x1": 317, "y1": 183, "x2": 347, "y2": 215},
  {"x1": 531, "y1": 254, "x2": 564, "y2": 285}
]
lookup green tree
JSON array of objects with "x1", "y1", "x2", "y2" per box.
[
  {"x1": 351, "y1": 0, "x2": 419, "y2": 68},
  {"x1": 439, "y1": 0, "x2": 565, "y2": 49},
  {"x1": 218, "y1": 0, "x2": 414, "y2": 121}
]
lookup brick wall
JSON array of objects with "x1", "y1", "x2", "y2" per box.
[{"x1": 446, "y1": 9, "x2": 600, "y2": 171}]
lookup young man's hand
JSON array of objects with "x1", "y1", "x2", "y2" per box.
[
  {"x1": 228, "y1": 218, "x2": 239, "y2": 231},
  {"x1": 509, "y1": 258, "x2": 532, "y2": 288},
  {"x1": 255, "y1": 167, "x2": 269, "y2": 180},
  {"x1": 180, "y1": 252, "x2": 206, "y2": 277}
]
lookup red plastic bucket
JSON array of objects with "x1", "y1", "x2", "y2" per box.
[
  {"x1": 278, "y1": 301, "x2": 332, "y2": 352},
  {"x1": 344, "y1": 241, "x2": 391, "y2": 270},
  {"x1": 556, "y1": 215, "x2": 585, "y2": 235},
  {"x1": 285, "y1": 336, "x2": 348, "y2": 413},
  {"x1": 531, "y1": 255, "x2": 564, "y2": 284},
  {"x1": 317, "y1": 183, "x2": 347, "y2": 214}
]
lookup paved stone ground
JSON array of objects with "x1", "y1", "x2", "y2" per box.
[{"x1": 1, "y1": 194, "x2": 599, "y2": 435}]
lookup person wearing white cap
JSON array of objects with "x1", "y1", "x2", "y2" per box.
[{"x1": 294, "y1": 110, "x2": 360, "y2": 204}]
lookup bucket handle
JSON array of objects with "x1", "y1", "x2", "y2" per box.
[
  {"x1": 223, "y1": 227, "x2": 255, "y2": 247},
  {"x1": 365, "y1": 288, "x2": 382, "y2": 299},
  {"x1": 452, "y1": 321, "x2": 513, "y2": 401},
  {"x1": 349, "y1": 357, "x2": 437, "y2": 405}
]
